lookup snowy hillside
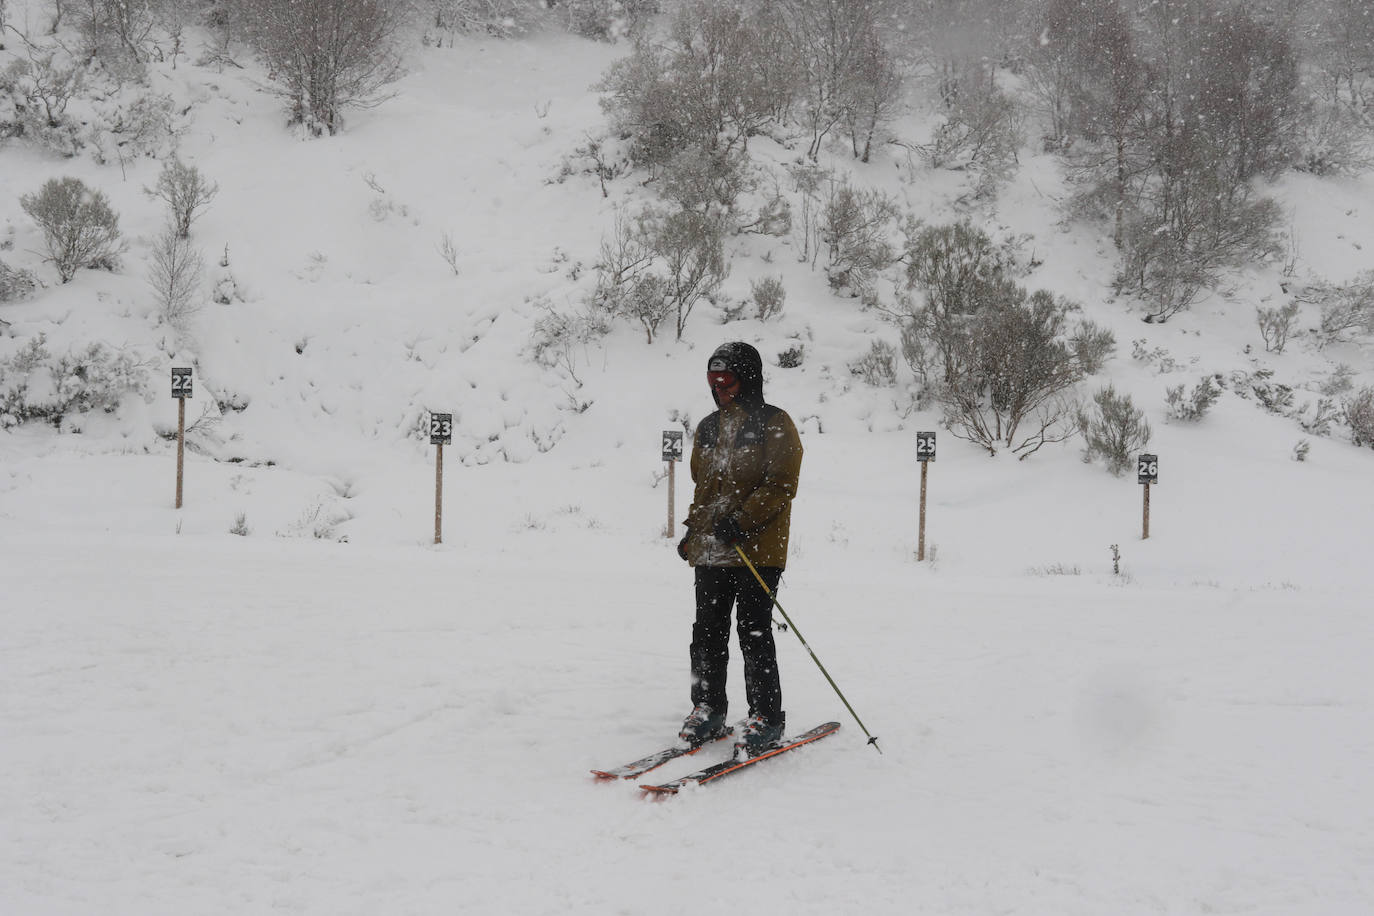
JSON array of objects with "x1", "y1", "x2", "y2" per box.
[{"x1": 3, "y1": 6, "x2": 1374, "y2": 915}]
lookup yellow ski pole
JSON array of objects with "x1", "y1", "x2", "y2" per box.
[{"x1": 735, "y1": 545, "x2": 882, "y2": 754}]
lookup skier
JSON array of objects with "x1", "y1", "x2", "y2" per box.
[{"x1": 676, "y1": 341, "x2": 803, "y2": 756}]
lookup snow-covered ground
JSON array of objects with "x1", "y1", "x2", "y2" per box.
[{"x1": 3, "y1": 12, "x2": 1373, "y2": 915}]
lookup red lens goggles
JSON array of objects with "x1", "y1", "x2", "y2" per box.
[{"x1": 708, "y1": 370, "x2": 738, "y2": 389}]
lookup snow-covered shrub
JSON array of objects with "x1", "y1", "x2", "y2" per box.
[
  {"x1": 1236, "y1": 369, "x2": 1295, "y2": 414},
  {"x1": 898, "y1": 219, "x2": 1023, "y2": 384},
  {"x1": 281, "y1": 500, "x2": 350, "y2": 540},
  {"x1": 1293, "y1": 103, "x2": 1374, "y2": 177},
  {"x1": 1344, "y1": 387, "x2": 1374, "y2": 449},
  {"x1": 1078, "y1": 385, "x2": 1151, "y2": 476},
  {"x1": 421, "y1": 0, "x2": 542, "y2": 43},
  {"x1": 1320, "y1": 364, "x2": 1356, "y2": 397},
  {"x1": 0, "y1": 334, "x2": 150, "y2": 428},
  {"x1": 593, "y1": 2, "x2": 786, "y2": 168},
  {"x1": 1118, "y1": 197, "x2": 1282, "y2": 323},
  {"x1": 3, "y1": 46, "x2": 176, "y2": 161},
  {"x1": 658, "y1": 144, "x2": 750, "y2": 218},
  {"x1": 69, "y1": 0, "x2": 163, "y2": 68},
  {"x1": 777, "y1": 343, "x2": 803, "y2": 368},
  {"x1": 1131, "y1": 339, "x2": 1183, "y2": 374},
  {"x1": 1230, "y1": 368, "x2": 1344, "y2": 437},
  {"x1": 940, "y1": 290, "x2": 1085, "y2": 459},
  {"x1": 740, "y1": 184, "x2": 791, "y2": 238},
  {"x1": 561, "y1": 0, "x2": 658, "y2": 42},
  {"x1": 643, "y1": 206, "x2": 727, "y2": 340},
  {"x1": 19, "y1": 177, "x2": 124, "y2": 283},
  {"x1": 1308, "y1": 271, "x2": 1374, "y2": 346},
  {"x1": 1068, "y1": 320, "x2": 1116, "y2": 374},
  {"x1": 1257, "y1": 301, "x2": 1300, "y2": 353},
  {"x1": 750, "y1": 275, "x2": 785, "y2": 321},
  {"x1": 820, "y1": 180, "x2": 898, "y2": 297},
  {"x1": 920, "y1": 79, "x2": 1022, "y2": 196},
  {"x1": 529, "y1": 299, "x2": 609, "y2": 386},
  {"x1": 211, "y1": 245, "x2": 242, "y2": 305},
  {"x1": 1164, "y1": 375, "x2": 1223, "y2": 423},
  {"x1": 0, "y1": 257, "x2": 37, "y2": 302},
  {"x1": 602, "y1": 273, "x2": 673, "y2": 344},
  {"x1": 237, "y1": 0, "x2": 405, "y2": 136},
  {"x1": 850, "y1": 340, "x2": 897, "y2": 387},
  {"x1": 551, "y1": 135, "x2": 627, "y2": 198},
  {"x1": 1295, "y1": 397, "x2": 1339, "y2": 437},
  {"x1": 86, "y1": 89, "x2": 176, "y2": 163},
  {"x1": 590, "y1": 206, "x2": 726, "y2": 343},
  {"x1": 0, "y1": 52, "x2": 84, "y2": 154}
]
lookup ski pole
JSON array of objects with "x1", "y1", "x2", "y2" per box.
[{"x1": 735, "y1": 544, "x2": 882, "y2": 755}]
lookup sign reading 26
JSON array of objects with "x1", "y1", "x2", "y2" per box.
[{"x1": 1137, "y1": 453, "x2": 1159, "y2": 484}]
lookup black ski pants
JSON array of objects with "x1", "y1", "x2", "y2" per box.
[{"x1": 690, "y1": 565, "x2": 784, "y2": 722}]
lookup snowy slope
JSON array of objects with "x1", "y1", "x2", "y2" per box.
[{"x1": 3, "y1": 13, "x2": 1374, "y2": 916}]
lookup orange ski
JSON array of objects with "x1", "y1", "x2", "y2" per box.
[{"x1": 640, "y1": 722, "x2": 840, "y2": 794}]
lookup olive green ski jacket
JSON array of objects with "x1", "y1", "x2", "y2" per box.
[{"x1": 681, "y1": 401, "x2": 803, "y2": 569}]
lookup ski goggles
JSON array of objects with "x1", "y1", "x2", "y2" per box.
[{"x1": 708, "y1": 370, "x2": 738, "y2": 389}]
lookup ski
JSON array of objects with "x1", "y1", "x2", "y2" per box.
[
  {"x1": 590, "y1": 728, "x2": 735, "y2": 780},
  {"x1": 639, "y1": 722, "x2": 841, "y2": 795}
]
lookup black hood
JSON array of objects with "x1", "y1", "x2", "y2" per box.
[{"x1": 707, "y1": 341, "x2": 764, "y2": 408}]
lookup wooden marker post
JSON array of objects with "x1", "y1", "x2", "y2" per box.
[
  {"x1": 1137, "y1": 452, "x2": 1158, "y2": 540},
  {"x1": 916, "y1": 431, "x2": 936, "y2": 561},
  {"x1": 171, "y1": 367, "x2": 193, "y2": 508},
  {"x1": 430, "y1": 412, "x2": 452, "y2": 544},
  {"x1": 662, "y1": 430, "x2": 684, "y2": 538}
]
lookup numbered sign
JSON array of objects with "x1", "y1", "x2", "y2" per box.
[
  {"x1": 1137, "y1": 453, "x2": 1159, "y2": 485},
  {"x1": 916, "y1": 431, "x2": 936, "y2": 462},
  {"x1": 171, "y1": 367, "x2": 193, "y2": 399},
  {"x1": 430, "y1": 412, "x2": 453, "y2": 446},
  {"x1": 662, "y1": 430, "x2": 684, "y2": 463}
]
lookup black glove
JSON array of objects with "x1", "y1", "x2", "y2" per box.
[
  {"x1": 712, "y1": 516, "x2": 745, "y2": 546},
  {"x1": 677, "y1": 535, "x2": 690, "y2": 561}
]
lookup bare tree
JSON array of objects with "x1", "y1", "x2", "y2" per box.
[
  {"x1": 590, "y1": 208, "x2": 663, "y2": 343},
  {"x1": 647, "y1": 205, "x2": 729, "y2": 340},
  {"x1": 1050, "y1": 0, "x2": 1298, "y2": 320},
  {"x1": 147, "y1": 157, "x2": 218, "y2": 239},
  {"x1": 844, "y1": 18, "x2": 903, "y2": 162},
  {"x1": 1034, "y1": 0, "x2": 1149, "y2": 245},
  {"x1": 596, "y1": 1, "x2": 796, "y2": 169},
  {"x1": 590, "y1": 204, "x2": 728, "y2": 343},
  {"x1": 155, "y1": 0, "x2": 200, "y2": 67},
  {"x1": 780, "y1": 0, "x2": 873, "y2": 159},
  {"x1": 1303, "y1": 0, "x2": 1374, "y2": 109},
  {"x1": 236, "y1": 0, "x2": 404, "y2": 135},
  {"x1": 147, "y1": 224, "x2": 204, "y2": 328},
  {"x1": 4, "y1": 45, "x2": 84, "y2": 133}
]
